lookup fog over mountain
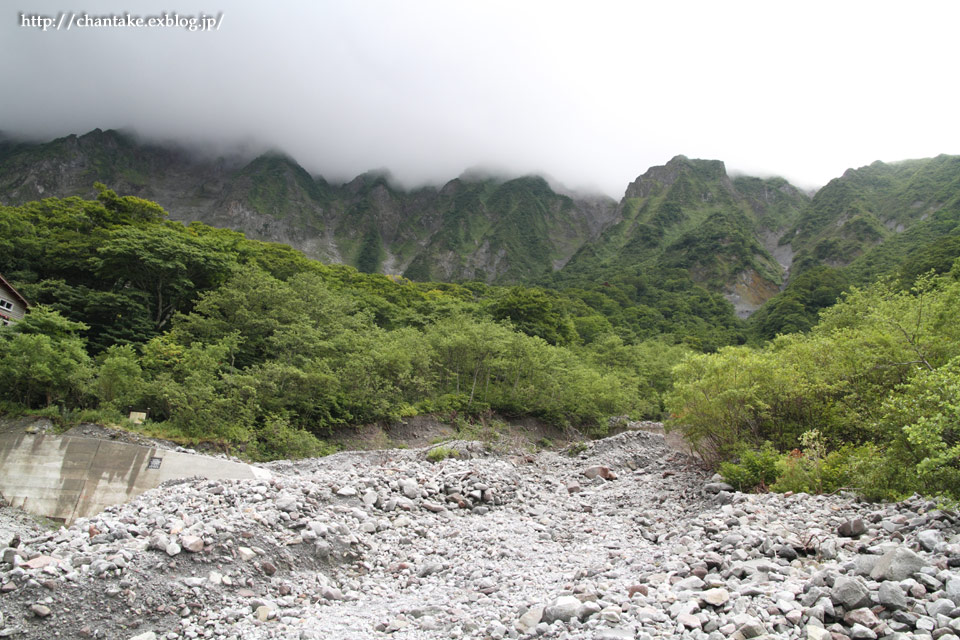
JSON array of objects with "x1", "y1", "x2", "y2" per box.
[{"x1": 3, "y1": 1, "x2": 960, "y2": 197}]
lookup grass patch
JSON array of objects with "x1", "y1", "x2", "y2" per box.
[
  {"x1": 536, "y1": 437, "x2": 555, "y2": 450},
  {"x1": 426, "y1": 446, "x2": 460, "y2": 463},
  {"x1": 565, "y1": 441, "x2": 588, "y2": 457}
]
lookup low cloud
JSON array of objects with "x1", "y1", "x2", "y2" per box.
[{"x1": 3, "y1": 1, "x2": 959, "y2": 197}]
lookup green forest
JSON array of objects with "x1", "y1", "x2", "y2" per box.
[
  {"x1": 3, "y1": 184, "x2": 960, "y2": 504},
  {"x1": 0, "y1": 187, "x2": 688, "y2": 458}
]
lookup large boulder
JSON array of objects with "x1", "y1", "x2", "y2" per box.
[
  {"x1": 870, "y1": 547, "x2": 929, "y2": 582},
  {"x1": 831, "y1": 575, "x2": 871, "y2": 610}
]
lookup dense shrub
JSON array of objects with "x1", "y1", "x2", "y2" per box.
[
  {"x1": 719, "y1": 442, "x2": 781, "y2": 491},
  {"x1": 669, "y1": 267, "x2": 960, "y2": 501}
]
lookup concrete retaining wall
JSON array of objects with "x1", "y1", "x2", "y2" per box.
[{"x1": 0, "y1": 430, "x2": 271, "y2": 524}]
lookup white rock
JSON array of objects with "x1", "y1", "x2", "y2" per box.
[
  {"x1": 805, "y1": 626, "x2": 831, "y2": 640},
  {"x1": 180, "y1": 535, "x2": 204, "y2": 553},
  {"x1": 516, "y1": 605, "x2": 544, "y2": 632},
  {"x1": 543, "y1": 595, "x2": 583, "y2": 623},
  {"x1": 701, "y1": 587, "x2": 730, "y2": 606}
]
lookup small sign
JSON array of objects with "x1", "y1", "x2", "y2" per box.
[
  {"x1": 147, "y1": 457, "x2": 162, "y2": 470},
  {"x1": 129, "y1": 411, "x2": 147, "y2": 425}
]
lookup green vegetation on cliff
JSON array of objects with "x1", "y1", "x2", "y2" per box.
[
  {"x1": 788, "y1": 155, "x2": 960, "y2": 276},
  {"x1": 554, "y1": 156, "x2": 809, "y2": 330},
  {"x1": 748, "y1": 156, "x2": 960, "y2": 341}
]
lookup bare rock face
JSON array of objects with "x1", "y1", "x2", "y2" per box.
[{"x1": 725, "y1": 267, "x2": 783, "y2": 318}]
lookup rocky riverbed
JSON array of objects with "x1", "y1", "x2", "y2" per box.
[{"x1": 1, "y1": 430, "x2": 960, "y2": 640}]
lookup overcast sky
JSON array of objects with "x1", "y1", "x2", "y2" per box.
[{"x1": 3, "y1": 1, "x2": 958, "y2": 197}]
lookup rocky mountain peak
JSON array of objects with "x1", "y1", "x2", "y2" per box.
[{"x1": 622, "y1": 155, "x2": 730, "y2": 201}]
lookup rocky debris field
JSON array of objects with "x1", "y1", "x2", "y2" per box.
[{"x1": 2, "y1": 430, "x2": 960, "y2": 640}]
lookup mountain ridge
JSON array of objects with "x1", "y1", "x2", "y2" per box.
[
  {"x1": 0, "y1": 129, "x2": 622, "y2": 284},
  {"x1": 2, "y1": 129, "x2": 958, "y2": 320}
]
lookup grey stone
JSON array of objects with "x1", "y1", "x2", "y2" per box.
[
  {"x1": 918, "y1": 530, "x2": 942, "y2": 552},
  {"x1": 849, "y1": 623, "x2": 878, "y2": 640},
  {"x1": 927, "y1": 598, "x2": 955, "y2": 618},
  {"x1": 832, "y1": 575, "x2": 872, "y2": 610},
  {"x1": 735, "y1": 620, "x2": 766, "y2": 638},
  {"x1": 805, "y1": 626, "x2": 831, "y2": 640},
  {"x1": 704, "y1": 482, "x2": 735, "y2": 494},
  {"x1": 515, "y1": 605, "x2": 544, "y2": 633},
  {"x1": 946, "y1": 577, "x2": 960, "y2": 604},
  {"x1": 319, "y1": 586, "x2": 344, "y2": 601},
  {"x1": 583, "y1": 466, "x2": 616, "y2": 481},
  {"x1": 29, "y1": 604, "x2": 51, "y2": 618},
  {"x1": 543, "y1": 595, "x2": 583, "y2": 623},
  {"x1": 594, "y1": 630, "x2": 634, "y2": 640},
  {"x1": 400, "y1": 479, "x2": 419, "y2": 500},
  {"x1": 678, "y1": 612, "x2": 702, "y2": 629},
  {"x1": 871, "y1": 547, "x2": 930, "y2": 581},
  {"x1": 879, "y1": 582, "x2": 908, "y2": 611},
  {"x1": 844, "y1": 607, "x2": 881, "y2": 628},
  {"x1": 839, "y1": 518, "x2": 867, "y2": 537},
  {"x1": 275, "y1": 496, "x2": 298, "y2": 512},
  {"x1": 580, "y1": 600, "x2": 601, "y2": 619},
  {"x1": 893, "y1": 610, "x2": 920, "y2": 626},
  {"x1": 180, "y1": 535, "x2": 204, "y2": 553},
  {"x1": 916, "y1": 615, "x2": 936, "y2": 631},
  {"x1": 674, "y1": 575, "x2": 705, "y2": 591}
]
